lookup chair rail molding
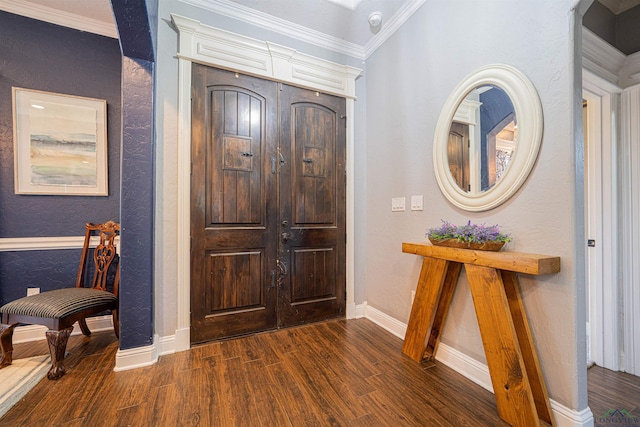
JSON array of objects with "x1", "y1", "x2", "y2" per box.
[
  {"x1": 170, "y1": 14, "x2": 362, "y2": 352},
  {"x1": 0, "y1": 236, "x2": 120, "y2": 252}
]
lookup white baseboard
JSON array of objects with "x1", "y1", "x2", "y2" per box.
[
  {"x1": 357, "y1": 302, "x2": 595, "y2": 427},
  {"x1": 10, "y1": 315, "x2": 160, "y2": 373},
  {"x1": 114, "y1": 342, "x2": 158, "y2": 372},
  {"x1": 11, "y1": 315, "x2": 115, "y2": 344}
]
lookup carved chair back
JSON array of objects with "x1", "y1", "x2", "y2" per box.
[{"x1": 75, "y1": 221, "x2": 120, "y2": 296}]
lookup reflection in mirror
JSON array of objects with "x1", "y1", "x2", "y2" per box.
[
  {"x1": 433, "y1": 64, "x2": 542, "y2": 211},
  {"x1": 447, "y1": 85, "x2": 516, "y2": 194}
]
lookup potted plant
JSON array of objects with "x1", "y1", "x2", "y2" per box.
[{"x1": 426, "y1": 220, "x2": 511, "y2": 251}]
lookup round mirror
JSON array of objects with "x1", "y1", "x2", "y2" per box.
[{"x1": 433, "y1": 64, "x2": 542, "y2": 211}]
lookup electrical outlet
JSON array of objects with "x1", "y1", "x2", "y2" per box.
[
  {"x1": 391, "y1": 197, "x2": 406, "y2": 212},
  {"x1": 27, "y1": 287, "x2": 40, "y2": 296},
  {"x1": 411, "y1": 195, "x2": 424, "y2": 211}
]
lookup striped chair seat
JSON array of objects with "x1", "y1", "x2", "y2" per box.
[
  {"x1": 1, "y1": 288, "x2": 117, "y2": 319},
  {"x1": 1, "y1": 221, "x2": 120, "y2": 380}
]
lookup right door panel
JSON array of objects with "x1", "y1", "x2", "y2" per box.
[{"x1": 278, "y1": 84, "x2": 346, "y2": 327}]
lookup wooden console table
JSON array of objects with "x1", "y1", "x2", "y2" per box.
[{"x1": 402, "y1": 242, "x2": 560, "y2": 427}]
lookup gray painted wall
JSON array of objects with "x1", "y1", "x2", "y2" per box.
[
  {"x1": 363, "y1": 0, "x2": 584, "y2": 410},
  {"x1": 153, "y1": 0, "x2": 587, "y2": 413}
]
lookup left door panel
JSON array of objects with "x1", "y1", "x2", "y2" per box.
[{"x1": 190, "y1": 65, "x2": 278, "y2": 344}]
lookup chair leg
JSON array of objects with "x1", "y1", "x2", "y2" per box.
[
  {"x1": 78, "y1": 318, "x2": 91, "y2": 336},
  {"x1": 0, "y1": 323, "x2": 18, "y2": 368},
  {"x1": 45, "y1": 327, "x2": 73, "y2": 380},
  {"x1": 112, "y1": 309, "x2": 119, "y2": 339}
]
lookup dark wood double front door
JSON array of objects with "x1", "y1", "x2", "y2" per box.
[{"x1": 190, "y1": 65, "x2": 346, "y2": 344}]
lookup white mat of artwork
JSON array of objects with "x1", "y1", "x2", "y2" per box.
[{"x1": 0, "y1": 356, "x2": 49, "y2": 418}]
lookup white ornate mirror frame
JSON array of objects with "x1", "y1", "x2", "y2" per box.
[{"x1": 433, "y1": 64, "x2": 543, "y2": 211}]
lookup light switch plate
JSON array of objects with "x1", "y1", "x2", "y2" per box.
[
  {"x1": 391, "y1": 197, "x2": 406, "y2": 212},
  {"x1": 411, "y1": 195, "x2": 424, "y2": 211}
]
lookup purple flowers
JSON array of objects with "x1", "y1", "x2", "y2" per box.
[{"x1": 426, "y1": 220, "x2": 511, "y2": 244}]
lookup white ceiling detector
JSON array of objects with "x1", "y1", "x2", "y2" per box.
[{"x1": 368, "y1": 11, "x2": 383, "y2": 27}]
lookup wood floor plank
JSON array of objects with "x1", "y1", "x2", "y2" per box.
[
  {"x1": 2, "y1": 318, "x2": 638, "y2": 427},
  {"x1": 587, "y1": 364, "x2": 640, "y2": 423}
]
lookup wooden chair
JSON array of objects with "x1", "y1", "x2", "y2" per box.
[{"x1": 0, "y1": 221, "x2": 120, "y2": 380}]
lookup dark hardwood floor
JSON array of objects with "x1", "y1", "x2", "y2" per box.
[{"x1": 1, "y1": 318, "x2": 638, "y2": 426}]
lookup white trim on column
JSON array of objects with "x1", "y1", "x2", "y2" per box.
[
  {"x1": 582, "y1": 82, "x2": 620, "y2": 371},
  {"x1": 174, "y1": 55, "x2": 194, "y2": 353},
  {"x1": 621, "y1": 87, "x2": 640, "y2": 376},
  {"x1": 171, "y1": 14, "x2": 362, "y2": 352}
]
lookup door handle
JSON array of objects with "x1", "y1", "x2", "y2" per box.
[
  {"x1": 277, "y1": 259, "x2": 288, "y2": 276},
  {"x1": 281, "y1": 232, "x2": 292, "y2": 242}
]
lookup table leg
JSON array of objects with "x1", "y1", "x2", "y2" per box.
[
  {"x1": 465, "y1": 264, "x2": 540, "y2": 427},
  {"x1": 501, "y1": 270, "x2": 555, "y2": 426},
  {"x1": 402, "y1": 256, "x2": 451, "y2": 362},
  {"x1": 424, "y1": 262, "x2": 462, "y2": 360}
]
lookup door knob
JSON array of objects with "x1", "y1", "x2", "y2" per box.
[{"x1": 282, "y1": 232, "x2": 292, "y2": 242}]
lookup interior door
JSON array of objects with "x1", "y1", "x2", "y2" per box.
[
  {"x1": 190, "y1": 65, "x2": 346, "y2": 343},
  {"x1": 448, "y1": 122, "x2": 470, "y2": 191},
  {"x1": 279, "y1": 84, "x2": 347, "y2": 327},
  {"x1": 190, "y1": 65, "x2": 279, "y2": 343}
]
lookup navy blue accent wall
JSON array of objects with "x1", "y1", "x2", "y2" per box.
[
  {"x1": 111, "y1": 0, "x2": 156, "y2": 350},
  {"x1": 118, "y1": 57, "x2": 155, "y2": 349},
  {"x1": 111, "y1": 0, "x2": 156, "y2": 61},
  {"x1": 479, "y1": 88, "x2": 514, "y2": 191},
  {"x1": 0, "y1": 12, "x2": 122, "y2": 237},
  {"x1": 0, "y1": 12, "x2": 121, "y2": 306},
  {"x1": 0, "y1": 250, "x2": 80, "y2": 304}
]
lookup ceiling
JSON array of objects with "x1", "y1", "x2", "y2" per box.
[
  {"x1": 2, "y1": 0, "x2": 638, "y2": 57},
  {"x1": 0, "y1": 0, "x2": 409, "y2": 49},
  {"x1": 225, "y1": 0, "x2": 406, "y2": 46},
  {"x1": 598, "y1": 0, "x2": 640, "y2": 13}
]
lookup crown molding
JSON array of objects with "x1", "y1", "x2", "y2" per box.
[
  {"x1": 363, "y1": 0, "x2": 427, "y2": 58},
  {"x1": 620, "y1": 51, "x2": 640, "y2": 89},
  {"x1": 179, "y1": 0, "x2": 365, "y2": 59},
  {"x1": 0, "y1": 0, "x2": 118, "y2": 39},
  {"x1": 580, "y1": 27, "x2": 640, "y2": 90},
  {"x1": 178, "y1": 0, "x2": 427, "y2": 61}
]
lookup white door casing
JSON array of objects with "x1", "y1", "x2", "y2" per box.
[
  {"x1": 170, "y1": 14, "x2": 362, "y2": 351},
  {"x1": 582, "y1": 82, "x2": 620, "y2": 371}
]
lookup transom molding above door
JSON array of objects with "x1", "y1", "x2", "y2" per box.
[{"x1": 171, "y1": 14, "x2": 362, "y2": 98}]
